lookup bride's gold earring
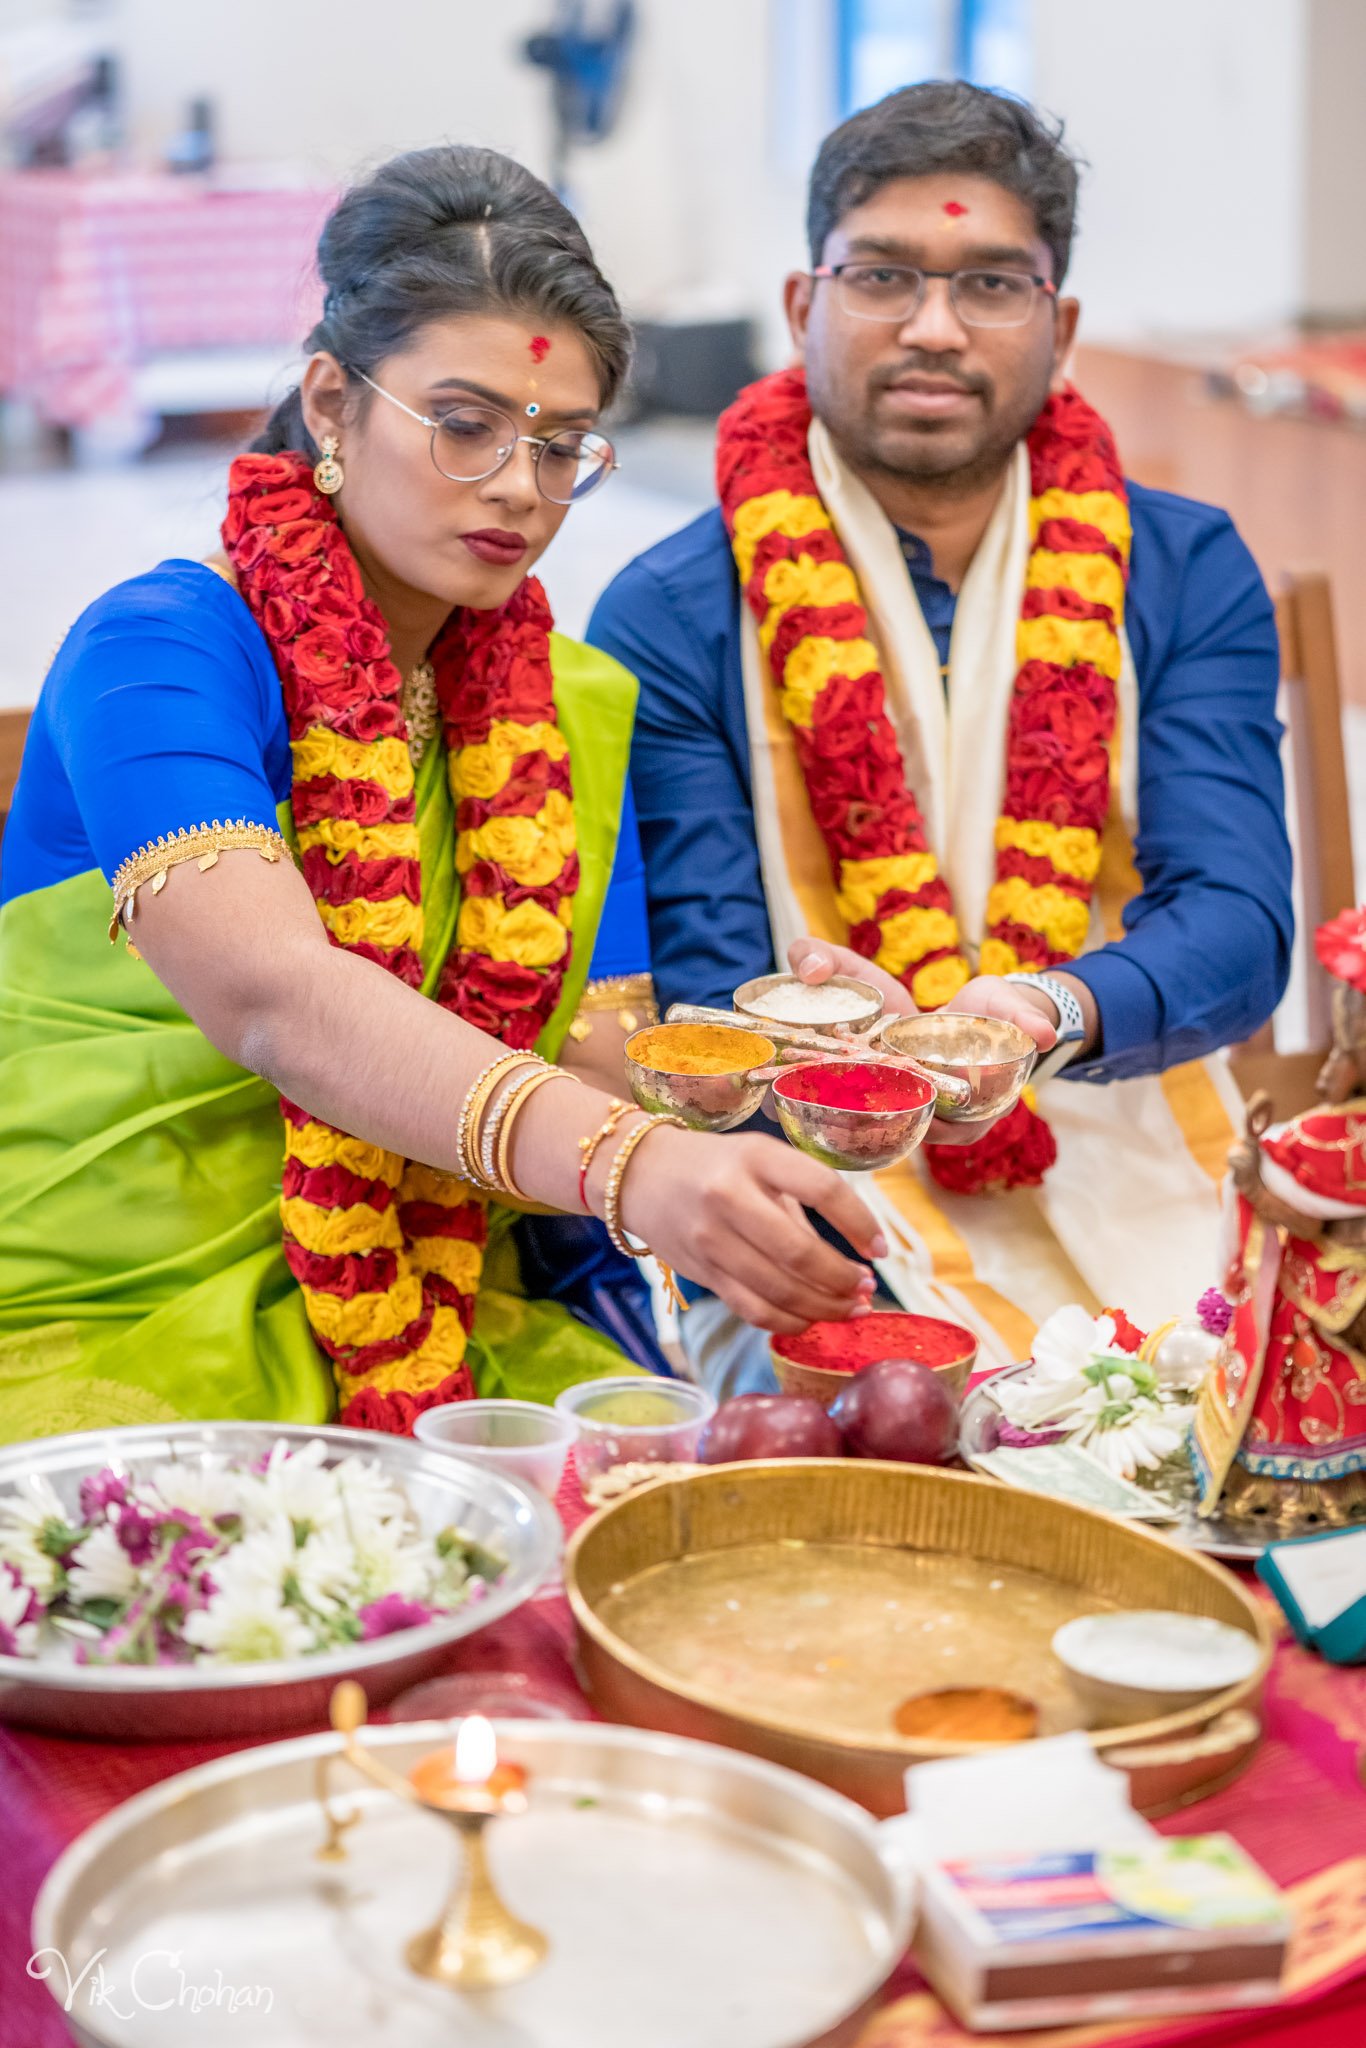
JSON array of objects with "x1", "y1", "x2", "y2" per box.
[{"x1": 313, "y1": 434, "x2": 344, "y2": 495}]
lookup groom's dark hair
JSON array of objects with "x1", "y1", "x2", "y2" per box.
[{"x1": 807, "y1": 80, "x2": 1082, "y2": 285}]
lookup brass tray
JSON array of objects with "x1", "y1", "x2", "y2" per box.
[{"x1": 566, "y1": 1462, "x2": 1273, "y2": 1819}]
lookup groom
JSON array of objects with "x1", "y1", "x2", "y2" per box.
[{"x1": 589, "y1": 81, "x2": 1293, "y2": 1393}]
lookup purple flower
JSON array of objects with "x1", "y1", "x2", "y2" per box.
[
  {"x1": 358, "y1": 1593, "x2": 435, "y2": 1640},
  {"x1": 2, "y1": 1562, "x2": 42, "y2": 1622},
  {"x1": 0, "y1": 1560, "x2": 41, "y2": 1656},
  {"x1": 152, "y1": 1625, "x2": 196, "y2": 1666},
  {"x1": 156, "y1": 1572, "x2": 202, "y2": 1620},
  {"x1": 115, "y1": 1503, "x2": 159, "y2": 1565},
  {"x1": 86, "y1": 1588, "x2": 153, "y2": 1664},
  {"x1": 1197, "y1": 1289, "x2": 1234, "y2": 1338},
  {"x1": 79, "y1": 1469, "x2": 130, "y2": 1521},
  {"x1": 997, "y1": 1422, "x2": 1069, "y2": 1449},
  {"x1": 164, "y1": 1522, "x2": 217, "y2": 1575}
]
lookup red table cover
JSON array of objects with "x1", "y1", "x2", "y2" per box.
[
  {"x1": 2, "y1": 1469, "x2": 1362, "y2": 2048},
  {"x1": 0, "y1": 167, "x2": 332, "y2": 432}
]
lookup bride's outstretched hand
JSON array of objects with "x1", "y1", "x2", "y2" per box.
[
  {"x1": 785, "y1": 936, "x2": 1057, "y2": 1147},
  {"x1": 617, "y1": 1124, "x2": 886, "y2": 1335}
]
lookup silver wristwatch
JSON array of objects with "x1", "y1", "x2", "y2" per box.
[{"x1": 1003, "y1": 972, "x2": 1087, "y2": 1080}]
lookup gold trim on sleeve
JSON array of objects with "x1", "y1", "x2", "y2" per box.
[
  {"x1": 566, "y1": 971, "x2": 658, "y2": 1042},
  {"x1": 109, "y1": 819, "x2": 294, "y2": 940}
]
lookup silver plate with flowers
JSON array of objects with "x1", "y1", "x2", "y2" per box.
[
  {"x1": 957, "y1": 1305, "x2": 1269, "y2": 1564},
  {"x1": 0, "y1": 1423, "x2": 560, "y2": 1740}
]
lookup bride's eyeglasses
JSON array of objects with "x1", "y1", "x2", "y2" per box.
[{"x1": 353, "y1": 371, "x2": 618, "y2": 504}]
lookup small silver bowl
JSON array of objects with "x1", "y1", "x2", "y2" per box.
[
  {"x1": 771, "y1": 1061, "x2": 936, "y2": 1171},
  {"x1": 624, "y1": 1022, "x2": 777, "y2": 1133},
  {"x1": 1052, "y1": 1612, "x2": 1265, "y2": 1729},
  {"x1": 733, "y1": 971, "x2": 884, "y2": 1037},
  {"x1": 877, "y1": 1011, "x2": 1036, "y2": 1123}
]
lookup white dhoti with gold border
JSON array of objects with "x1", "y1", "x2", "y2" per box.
[{"x1": 735, "y1": 424, "x2": 1242, "y2": 1368}]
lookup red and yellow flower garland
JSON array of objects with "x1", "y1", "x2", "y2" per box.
[
  {"x1": 717, "y1": 368, "x2": 1129, "y2": 1191},
  {"x1": 224, "y1": 452, "x2": 576, "y2": 1431}
]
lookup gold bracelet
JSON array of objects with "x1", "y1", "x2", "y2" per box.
[
  {"x1": 494, "y1": 1064, "x2": 577, "y2": 1202},
  {"x1": 461, "y1": 1053, "x2": 541, "y2": 1187},
  {"x1": 457, "y1": 1052, "x2": 542, "y2": 1188},
  {"x1": 477, "y1": 1060, "x2": 551, "y2": 1191},
  {"x1": 601, "y1": 1113, "x2": 688, "y2": 1257},
  {"x1": 566, "y1": 972, "x2": 659, "y2": 1043},
  {"x1": 576, "y1": 1098, "x2": 638, "y2": 1210}
]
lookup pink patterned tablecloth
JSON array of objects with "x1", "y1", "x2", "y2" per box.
[
  {"x1": 0, "y1": 1467, "x2": 1362, "y2": 2048},
  {"x1": 0, "y1": 168, "x2": 333, "y2": 432}
]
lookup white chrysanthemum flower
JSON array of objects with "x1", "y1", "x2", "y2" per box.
[
  {"x1": 183, "y1": 1584, "x2": 316, "y2": 1663},
  {"x1": 140, "y1": 1459, "x2": 247, "y2": 1527},
  {"x1": 239, "y1": 1441, "x2": 345, "y2": 1538},
  {"x1": 1070, "y1": 1390, "x2": 1187, "y2": 1479},
  {"x1": 65, "y1": 1523, "x2": 141, "y2": 1605},
  {"x1": 205, "y1": 1520, "x2": 297, "y2": 1606},
  {"x1": 0, "y1": 1476, "x2": 75, "y2": 1599},
  {"x1": 350, "y1": 1518, "x2": 435, "y2": 1604},
  {"x1": 333, "y1": 1457, "x2": 410, "y2": 1535},
  {"x1": 290, "y1": 1525, "x2": 360, "y2": 1614},
  {"x1": 1033, "y1": 1305, "x2": 1116, "y2": 1383}
]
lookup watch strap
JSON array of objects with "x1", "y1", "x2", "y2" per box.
[
  {"x1": 1003, "y1": 971, "x2": 1086, "y2": 1043},
  {"x1": 1003, "y1": 972, "x2": 1087, "y2": 1081}
]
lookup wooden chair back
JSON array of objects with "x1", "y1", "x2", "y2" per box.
[
  {"x1": 0, "y1": 708, "x2": 32, "y2": 859},
  {"x1": 1229, "y1": 570, "x2": 1355, "y2": 1113}
]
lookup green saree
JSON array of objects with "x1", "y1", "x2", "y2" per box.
[{"x1": 0, "y1": 633, "x2": 638, "y2": 1444}]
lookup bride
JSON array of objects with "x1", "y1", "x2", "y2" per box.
[{"x1": 0, "y1": 144, "x2": 883, "y2": 1441}]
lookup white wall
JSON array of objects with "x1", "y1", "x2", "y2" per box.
[
  {"x1": 103, "y1": 0, "x2": 817, "y2": 341},
  {"x1": 1303, "y1": 0, "x2": 1366, "y2": 319},
  {"x1": 32, "y1": 0, "x2": 1366, "y2": 357},
  {"x1": 1032, "y1": 0, "x2": 1307, "y2": 341}
]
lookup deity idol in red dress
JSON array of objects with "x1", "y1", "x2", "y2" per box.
[{"x1": 1193, "y1": 910, "x2": 1366, "y2": 1528}]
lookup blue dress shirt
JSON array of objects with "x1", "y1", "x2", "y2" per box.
[{"x1": 587, "y1": 486, "x2": 1293, "y2": 1081}]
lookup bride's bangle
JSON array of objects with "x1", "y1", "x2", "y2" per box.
[
  {"x1": 457, "y1": 1051, "x2": 541, "y2": 1187},
  {"x1": 477, "y1": 1059, "x2": 548, "y2": 1191},
  {"x1": 601, "y1": 1113, "x2": 687, "y2": 1256},
  {"x1": 494, "y1": 1064, "x2": 577, "y2": 1202},
  {"x1": 577, "y1": 1098, "x2": 639, "y2": 1211}
]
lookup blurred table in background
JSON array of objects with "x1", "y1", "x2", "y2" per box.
[
  {"x1": 0, "y1": 166, "x2": 333, "y2": 459},
  {"x1": 1075, "y1": 339, "x2": 1366, "y2": 712}
]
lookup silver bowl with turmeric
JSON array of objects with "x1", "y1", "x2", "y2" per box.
[{"x1": 624, "y1": 1022, "x2": 776, "y2": 1132}]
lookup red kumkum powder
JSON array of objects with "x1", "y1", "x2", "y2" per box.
[
  {"x1": 776, "y1": 1062, "x2": 932, "y2": 1113},
  {"x1": 774, "y1": 1311, "x2": 976, "y2": 1374}
]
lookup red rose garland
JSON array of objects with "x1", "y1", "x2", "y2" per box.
[
  {"x1": 717, "y1": 369, "x2": 1130, "y2": 1193},
  {"x1": 224, "y1": 451, "x2": 576, "y2": 1431}
]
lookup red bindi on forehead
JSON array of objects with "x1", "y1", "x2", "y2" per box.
[
  {"x1": 529, "y1": 336, "x2": 551, "y2": 363},
  {"x1": 942, "y1": 201, "x2": 968, "y2": 218}
]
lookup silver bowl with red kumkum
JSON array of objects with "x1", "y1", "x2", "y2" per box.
[{"x1": 771, "y1": 1061, "x2": 936, "y2": 1172}]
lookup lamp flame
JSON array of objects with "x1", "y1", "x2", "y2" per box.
[{"x1": 453, "y1": 1713, "x2": 497, "y2": 1786}]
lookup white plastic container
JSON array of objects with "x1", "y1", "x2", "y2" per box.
[{"x1": 414, "y1": 1398, "x2": 576, "y2": 1500}]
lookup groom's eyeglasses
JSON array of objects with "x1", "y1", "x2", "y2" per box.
[
  {"x1": 354, "y1": 372, "x2": 618, "y2": 503},
  {"x1": 812, "y1": 263, "x2": 1057, "y2": 329}
]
